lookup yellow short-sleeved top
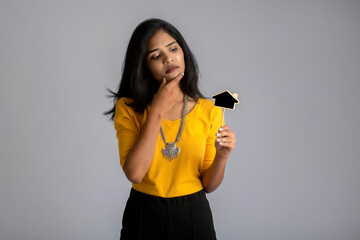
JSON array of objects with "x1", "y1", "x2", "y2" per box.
[{"x1": 114, "y1": 97, "x2": 222, "y2": 198}]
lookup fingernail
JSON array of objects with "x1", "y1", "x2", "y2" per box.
[
  {"x1": 219, "y1": 127, "x2": 223, "y2": 131},
  {"x1": 219, "y1": 142, "x2": 222, "y2": 145},
  {"x1": 216, "y1": 138, "x2": 220, "y2": 142},
  {"x1": 216, "y1": 133, "x2": 220, "y2": 137},
  {"x1": 181, "y1": 72, "x2": 184, "y2": 75}
]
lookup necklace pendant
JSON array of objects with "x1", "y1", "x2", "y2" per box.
[{"x1": 161, "y1": 142, "x2": 180, "y2": 161}]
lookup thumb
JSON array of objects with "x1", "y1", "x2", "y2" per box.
[{"x1": 160, "y1": 77, "x2": 167, "y2": 88}]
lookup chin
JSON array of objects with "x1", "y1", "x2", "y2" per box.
[{"x1": 169, "y1": 70, "x2": 184, "y2": 79}]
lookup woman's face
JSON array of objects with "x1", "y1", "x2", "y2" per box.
[{"x1": 145, "y1": 29, "x2": 185, "y2": 82}]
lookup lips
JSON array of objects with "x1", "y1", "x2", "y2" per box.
[{"x1": 165, "y1": 65, "x2": 179, "y2": 73}]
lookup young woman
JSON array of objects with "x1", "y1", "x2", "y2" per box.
[{"x1": 104, "y1": 18, "x2": 236, "y2": 240}]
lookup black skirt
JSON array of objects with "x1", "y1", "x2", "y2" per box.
[{"x1": 120, "y1": 188, "x2": 217, "y2": 240}]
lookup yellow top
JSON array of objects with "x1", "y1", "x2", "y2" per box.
[{"x1": 114, "y1": 97, "x2": 223, "y2": 198}]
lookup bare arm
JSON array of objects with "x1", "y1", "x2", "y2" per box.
[
  {"x1": 201, "y1": 125, "x2": 236, "y2": 193},
  {"x1": 123, "y1": 73, "x2": 184, "y2": 183},
  {"x1": 123, "y1": 108, "x2": 163, "y2": 183},
  {"x1": 201, "y1": 153, "x2": 228, "y2": 193}
]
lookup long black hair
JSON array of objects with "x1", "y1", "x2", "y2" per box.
[{"x1": 104, "y1": 18, "x2": 204, "y2": 121}]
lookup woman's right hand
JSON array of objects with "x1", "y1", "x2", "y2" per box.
[{"x1": 150, "y1": 72, "x2": 184, "y2": 117}]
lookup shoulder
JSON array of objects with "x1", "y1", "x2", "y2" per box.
[
  {"x1": 116, "y1": 97, "x2": 133, "y2": 108},
  {"x1": 197, "y1": 98, "x2": 221, "y2": 115},
  {"x1": 198, "y1": 98, "x2": 215, "y2": 108},
  {"x1": 115, "y1": 97, "x2": 134, "y2": 112},
  {"x1": 115, "y1": 97, "x2": 136, "y2": 118},
  {"x1": 115, "y1": 97, "x2": 146, "y2": 124},
  {"x1": 190, "y1": 98, "x2": 222, "y2": 124}
]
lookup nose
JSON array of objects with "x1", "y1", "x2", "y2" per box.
[{"x1": 163, "y1": 53, "x2": 173, "y2": 63}]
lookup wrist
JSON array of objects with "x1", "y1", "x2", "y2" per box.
[
  {"x1": 149, "y1": 107, "x2": 164, "y2": 120},
  {"x1": 215, "y1": 152, "x2": 229, "y2": 162}
]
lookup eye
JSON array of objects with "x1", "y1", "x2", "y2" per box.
[
  {"x1": 151, "y1": 55, "x2": 160, "y2": 60},
  {"x1": 170, "y1": 47, "x2": 178, "y2": 52}
]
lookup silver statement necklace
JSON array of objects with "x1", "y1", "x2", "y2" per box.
[{"x1": 160, "y1": 94, "x2": 188, "y2": 161}]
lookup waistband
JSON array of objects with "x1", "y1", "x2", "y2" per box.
[{"x1": 129, "y1": 188, "x2": 206, "y2": 205}]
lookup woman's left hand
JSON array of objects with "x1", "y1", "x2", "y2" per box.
[{"x1": 215, "y1": 125, "x2": 236, "y2": 158}]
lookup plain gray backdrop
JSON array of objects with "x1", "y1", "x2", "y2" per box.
[{"x1": 1, "y1": 0, "x2": 359, "y2": 239}]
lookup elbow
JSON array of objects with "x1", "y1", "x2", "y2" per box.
[
  {"x1": 201, "y1": 179, "x2": 213, "y2": 193},
  {"x1": 123, "y1": 163, "x2": 144, "y2": 184},
  {"x1": 201, "y1": 176, "x2": 218, "y2": 194},
  {"x1": 122, "y1": 153, "x2": 149, "y2": 184},
  {"x1": 203, "y1": 186, "x2": 215, "y2": 194},
  {"x1": 127, "y1": 174, "x2": 143, "y2": 184},
  {"x1": 124, "y1": 170, "x2": 144, "y2": 184}
]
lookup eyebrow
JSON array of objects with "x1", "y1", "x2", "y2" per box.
[{"x1": 147, "y1": 41, "x2": 177, "y2": 55}]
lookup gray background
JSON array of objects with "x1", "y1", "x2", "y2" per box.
[{"x1": 1, "y1": 0, "x2": 359, "y2": 239}]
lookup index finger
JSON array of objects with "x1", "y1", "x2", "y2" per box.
[{"x1": 218, "y1": 125, "x2": 230, "y2": 132}]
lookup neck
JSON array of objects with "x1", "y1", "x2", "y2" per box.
[
  {"x1": 176, "y1": 91, "x2": 185, "y2": 104},
  {"x1": 173, "y1": 81, "x2": 185, "y2": 103},
  {"x1": 160, "y1": 80, "x2": 184, "y2": 103}
]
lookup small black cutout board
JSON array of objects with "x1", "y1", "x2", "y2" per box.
[{"x1": 212, "y1": 90, "x2": 239, "y2": 126}]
